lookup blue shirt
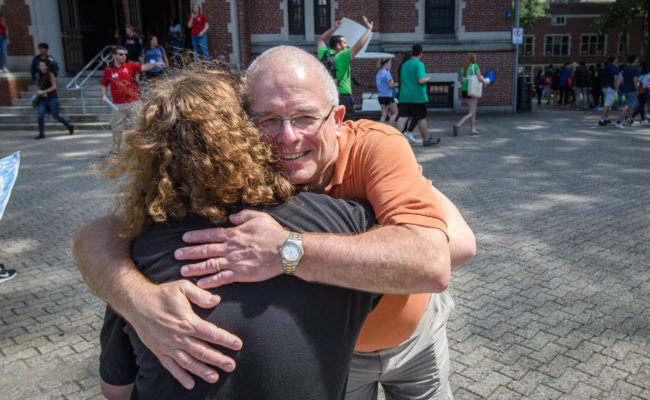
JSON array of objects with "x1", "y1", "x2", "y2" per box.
[
  {"x1": 140, "y1": 47, "x2": 165, "y2": 72},
  {"x1": 376, "y1": 69, "x2": 394, "y2": 97},
  {"x1": 622, "y1": 65, "x2": 640, "y2": 93},
  {"x1": 559, "y1": 67, "x2": 572, "y2": 87}
]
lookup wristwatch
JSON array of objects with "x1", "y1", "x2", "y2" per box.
[{"x1": 280, "y1": 232, "x2": 303, "y2": 275}]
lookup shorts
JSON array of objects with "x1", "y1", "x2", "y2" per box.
[
  {"x1": 624, "y1": 91, "x2": 638, "y2": 107},
  {"x1": 603, "y1": 87, "x2": 616, "y2": 107},
  {"x1": 346, "y1": 292, "x2": 455, "y2": 400},
  {"x1": 462, "y1": 90, "x2": 470, "y2": 99},
  {"x1": 397, "y1": 102, "x2": 427, "y2": 121},
  {"x1": 110, "y1": 100, "x2": 142, "y2": 133},
  {"x1": 339, "y1": 94, "x2": 355, "y2": 121},
  {"x1": 378, "y1": 96, "x2": 395, "y2": 105}
]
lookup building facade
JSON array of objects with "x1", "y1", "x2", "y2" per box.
[
  {"x1": 1, "y1": 0, "x2": 517, "y2": 110},
  {"x1": 519, "y1": 1, "x2": 646, "y2": 76}
]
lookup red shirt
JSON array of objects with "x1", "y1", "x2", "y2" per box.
[
  {"x1": 188, "y1": 13, "x2": 208, "y2": 36},
  {"x1": 101, "y1": 62, "x2": 142, "y2": 104},
  {"x1": 0, "y1": 21, "x2": 6, "y2": 36}
]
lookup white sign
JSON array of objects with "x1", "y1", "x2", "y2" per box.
[
  {"x1": 0, "y1": 151, "x2": 20, "y2": 221},
  {"x1": 334, "y1": 17, "x2": 393, "y2": 59},
  {"x1": 512, "y1": 27, "x2": 524, "y2": 44}
]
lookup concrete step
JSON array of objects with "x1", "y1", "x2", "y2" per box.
[
  {"x1": 0, "y1": 113, "x2": 110, "y2": 123},
  {"x1": 12, "y1": 98, "x2": 110, "y2": 107},
  {"x1": 0, "y1": 105, "x2": 112, "y2": 115},
  {"x1": 18, "y1": 90, "x2": 104, "y2": 99},
  {"x1": 0, "y1": 121, "x2": 109, "y2": 131},
  {"x1": 26, "y1": 83, "x2": 105, "y2": 92}
]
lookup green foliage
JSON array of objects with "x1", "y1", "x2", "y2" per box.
[
  {"x1": 517, "y1": 0, "x2": 550, "y2": 28},
  {"x1": 592, "y1": 0, "x2": 645, "y2": 34}
]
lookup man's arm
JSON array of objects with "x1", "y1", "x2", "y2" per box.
[
  {"x1": 349, "y1": 16, "x2": 373, "y2": 60},
  {"x1": 72, "y1": 216, "x2": 243, "y2": 389},
  {"x1": 100, "y1": 85, "x2": 108, "y2": 102},
  {"x1": 316, "y1": 20, "x2": 341, "y2": 49},
  {"x1": 140, "y1": 62, "x2": 165, "y2": 72}
]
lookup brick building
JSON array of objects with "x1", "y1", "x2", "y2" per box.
[
  {"x1": 519, "y1": 0, "x2": 646, "y2": 76},
  {"x1": 1, "y1": 0, "x2": 516, "y2": 111}
]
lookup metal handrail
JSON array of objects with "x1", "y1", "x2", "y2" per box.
[{"x1": 65, "y1": 45, "x2": 114, "y2": 114}]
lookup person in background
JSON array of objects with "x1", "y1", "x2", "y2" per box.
[
  {"x1": 139, "y1": 35, "x2": 168, "y2": 81},
  {"x1": 123, "y1": 25, "x2": 143, "y2": 63},
  {"x1": 543, "y1": 65, "x2": 554, "y2": 105},
  {"x1": 187, "y1": 2, "x2": 210, "y2": 62},
  {"x1": 317, "y1": 17, "x2": 374, "y2": 122},
  {"x1": 31, "y1": 43, "x2": 59, "y2": 81},
  {"x1": 396, "y1": 44, "x2": 440, "y2": 146},
  {"x1": 616, "y1": 54, "x2": 641, "y2": 129},
  {"x1": 100, "y1": 46, "x2": 164, "y2": 157},
  {"x1": 535, "y1": 70, "x2": 545, "y2": 106},
  {"x1": 558, "y1": 62, "x2": 572, "y2": 108},
  {"x1": 632, "y1": 61, "x2": 650, "y2": 123},
  {"x1": 168, "y1": 17, "x2": 182, "y2": 64},
  {"x1": 453, "y1": 53, "x2": 488, "y2": 136},
  {"x1": 0, "y1": 12, "x2": 9, "y2": 72},
  {"x1": 34, "y1": 60, "x2": 74, "y2": 140},
  {"x1": 376, "y1": 58, "x2": 398, "y2": 126},
  {"x1": 572, "y1": 61, "x2": 589, "y2": 110},
  {"x1": 590, "y1": 64, "x2": 603, "y2": 111}
]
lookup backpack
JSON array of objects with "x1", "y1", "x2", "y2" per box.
[
  {"x1": 574, "y1": 67, "x2": 589, "y2": 87},
  {"x1": 544, "y1": 74, "x2": 552, "y2": 85},
  {"x1": 320, "y1": 53, "x2": 337, "y2": 84}
]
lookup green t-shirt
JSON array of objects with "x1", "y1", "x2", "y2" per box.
[
  {"x1": 398, "y1": 58, "x2": 428, "y2": 104},
  {"x1": 318, "y1": 45, "x2": 352, "y2": 95},
  {"x1": 460, "y1": 63, "x2": 479, "y2": 91}
]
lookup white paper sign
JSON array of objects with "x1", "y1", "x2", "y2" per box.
[
  {"x1": 0, "y1": 151, "x2": 20, "y2": 221},
  {"x1": 512, "y1": 28, "x2": 524, "y2": 44},
  {"x1": 334, "y1": 17, "x2": 394, "y2": 59}
]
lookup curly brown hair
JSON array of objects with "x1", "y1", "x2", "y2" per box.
[{"x1": 103, "y1": 68, "x2": 294, "y2": 237}]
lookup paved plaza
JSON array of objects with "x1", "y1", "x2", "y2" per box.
[{"x1": 0, "y1": 106, "x2": 648, "y2": 399}]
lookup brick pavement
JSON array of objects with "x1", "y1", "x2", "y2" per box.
[{"x1": 0, "y1": 107, "x2": 648, "y2": 399}]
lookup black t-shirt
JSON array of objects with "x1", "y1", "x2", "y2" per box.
[{"x1": 99, "y1": 192, "x2": 380, "y2": 400}]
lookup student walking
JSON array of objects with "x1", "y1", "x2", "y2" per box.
[
  {"x1": 376, "y1": 58, "x2": 398, "y2": 125},
  {"x1": 453, "y1": 53, "x2": 488, "y2": 136},
  {"x1": 632, "y1": 61, "x2": 650, "y2": 123},
  {"x1": 34, "y1": 60, "x2": 74, "y2": 140}
]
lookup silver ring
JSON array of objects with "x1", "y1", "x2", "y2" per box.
[{"x1": 215, "y1": 258, "x2": 221, "y2": 273}]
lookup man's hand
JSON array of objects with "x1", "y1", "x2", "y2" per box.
[
  {"x1": 177, "y1": 210, "x2": 289, "y2": 288},
  {"x1": 125, "y1": 280, "x2": 243, "y2": 389},
  {"x1": 362, "y1": 16, "x2": 374, "y2": 30}
]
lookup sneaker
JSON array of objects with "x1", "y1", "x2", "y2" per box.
[
  {"x1": 604, "y1": 119, "x2": 612, "y2": 124},
  {"x1": 403, "y1": 131, "x2": 417, "y2": 143},
  {"x1": 470, "y1": 131, "x2": 481, "y2": 136},
  {"x1": 68, "y1": 124, "x2": 75, "y2": 135},
  {"x1": 615, "y1": 122, "x2": 626, "y2": 129},
  {"x1": 598, "y1": 120, "x2": 607, "y2": 126},
  {"x1": 422, "y1": 137, "x2": 441, "y2": 147},
  {"x1": 642, "y1": 119, "x2": 649, "y2": 124},
  {"x1": 2, "y1": 67, "x2": 9, "y2": 73},
  {"x1": 595, "y1": 106, "x2": 603, "y2": 111},
  {"x1": 0, "y1": 264, "x2": 17, "y2": 283},
  {"x1": 631, "y1": 121, "x2": 640, "y2": 127},
  {"x1": 34, "y1": 134, "x2": 45, "y2": 140}
]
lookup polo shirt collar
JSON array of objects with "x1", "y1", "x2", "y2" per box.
[{"x1": 324, "y1": 121, "x2": 356, "y2": 192}]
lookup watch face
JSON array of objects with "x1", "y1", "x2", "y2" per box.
[{"x1": 282, "y1": 242, "x2": 301, "y2": 262}]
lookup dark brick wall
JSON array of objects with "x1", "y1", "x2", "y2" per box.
[
  {"x1": 0, "y1": 76, "x2": 31, "y2": 106},
  {"x1": 202, "y1": 0, "x2": 234, "y2": 61},
  {"x1": 463, "y1": 0, "x2": 512, "y2": 32},
  {"x1": 249, "y1": 0, "x2": 283, "y2": 34},
  {"x1": 1, "y1": 0, "x2": 34, "y2": 56}
]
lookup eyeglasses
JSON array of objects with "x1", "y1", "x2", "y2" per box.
[{"x1": 252, "y1": 106, "x2": 335, "y2": 137}]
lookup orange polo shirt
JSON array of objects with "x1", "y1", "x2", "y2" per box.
[{"x1": 323, "y1": 120, "x2": 448, "y2": 352}]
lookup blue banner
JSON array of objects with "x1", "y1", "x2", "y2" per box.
[{"x1": 0, "y1": 151, "x2": 20, "y2": 221}]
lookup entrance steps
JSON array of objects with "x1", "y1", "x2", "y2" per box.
[{"x1": 0, "y1": 74, "x2": 114, "y2": 132}]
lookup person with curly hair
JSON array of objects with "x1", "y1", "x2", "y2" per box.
[{"x1": 95, "y1": 68, "x2": 381, "y2": 400}]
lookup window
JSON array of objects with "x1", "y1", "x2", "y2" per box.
[
  {"x1": 425, "y1": 0, "x2": 455, "y2": 34},
  {"x1": 288, "y1": 0, "x2": 305, "y2": 35},
  {"x1": 618, "y1": 33, "x2": 627, "y2": 55},
  {"x1": 580, "y1": 34, "x2": 605, "y2": 56},
  {"x1": 551, "y1": 16, "x2": 566, "y2": 26},
  {"x1": 523, "y1": 35, "x2": 534, "y2": 56},
  {"x1": 313, "y1": 0, "x2": 331, "y2": 35},
  {"x1": 427, "y1": 82, "x2": 454, "y2": 108},
  {"x1": 544, "y1": 35, "x2": 570, "y2": 56}
]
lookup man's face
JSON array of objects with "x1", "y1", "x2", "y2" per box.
[
  {"x1": 247, "y1": 64, "x2": 344, "y2": 193},
  {"x1": 39, "y1": 47, "x2": 48, "y2": 56},
  {"x1": 113, "y1": 50, "x2": 126, "y2": 64},
  {"x1": 336, "y1": 38, "x2": 348, "y2": 52}
]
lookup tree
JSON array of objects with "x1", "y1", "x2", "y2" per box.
[
  {"x1": 592, "y1": 0, "x2": 649, "y2": 60},
  {"x1": 518, "y1": 0, "x2": 550, "y2": 28}
]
